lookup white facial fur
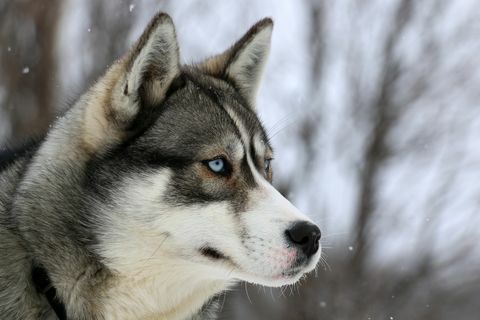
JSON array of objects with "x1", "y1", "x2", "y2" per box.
[
  {"x1": 94, "y1": 137, "x2": 321, "y2": 318},
  {"x1": 231, "y1": 169, "x2": 322, "y2": 287}
]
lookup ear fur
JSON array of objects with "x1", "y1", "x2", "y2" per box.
[
  {"x1": 124, "y1": 13, "x2": 180, "y2": 106},
  {"x1": 109, "y1": 12, "x2": 180, "y2": 130},
  {"x1": 81, "y1": 13, "x2": 180, "y2": 152},
  {"x1": 199, "y1": 18, "x2": 273, "y2": 109}
]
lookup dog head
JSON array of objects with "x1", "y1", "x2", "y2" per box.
[{"x1": 86, "y1": 13, "x2": 321, "y2": 287}]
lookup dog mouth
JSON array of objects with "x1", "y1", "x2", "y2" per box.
[
  {"x1": 199, "y1": 246, "x2": 228, "y2": 260},
  {"x1": 248, "y1": 257, "x2": 315, "y2": 284},
  {"x1": 252, "y1": 246, "x2": 322, "y2": 284},
  {"x1": 271, "y1": 257, "x2": 313, "y2": 280},
  {"x1": 197, "y1": 244, "x2": 319, "y2": 285}
]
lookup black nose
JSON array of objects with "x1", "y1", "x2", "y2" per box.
[{"x1": 285, "y1": 222, "x2": 321, "y2": 257}]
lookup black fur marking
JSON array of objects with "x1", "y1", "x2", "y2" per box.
[
  {"x1": 32, "y1": 266, "x2": 67, "y2": 320},
  {"x1": 200, "y1": 246, "x2": 227, "y2": 260},
  {"x1": 165, "y1": 74, "x2": 186, "y2": 97},
  {"x1": 249, "y1": 138, "x2": 258, "y2": 167},
  {"x1": 240, "y1": 156, "x2": 256, "y2": 189}
]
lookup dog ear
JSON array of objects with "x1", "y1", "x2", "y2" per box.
[
  {"x1": 199, "y1": 18, "x2": 273, "y2": 109},
  {"x1": 107, "y1": 12, "x2": 179, "y2": 130},
  {"x1": 123, "y1": 13, "x2": 179, "y2": 106},
  {"x1": 82, "y1": 13, "x2": 180, "y2": 152}
]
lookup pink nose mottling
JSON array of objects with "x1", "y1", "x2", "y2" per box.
[
  {"x1": 270, "y1": 247, "x2": 298, "y2": 269},
  {"x1": 271, "y1": 250, "x2": 298, "y2": 280}
]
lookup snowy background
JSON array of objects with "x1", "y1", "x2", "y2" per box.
[{"x1": 1, "y1": 0, "x2": 480, "y2": 319}]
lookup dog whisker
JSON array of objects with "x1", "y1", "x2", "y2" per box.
[
  {"x1": 219, "y1": 289, "x2": 228, "y2": 314},
  {"x1": 244, "y1": 282, "x2": 253, "y2": 304},
  {"x1": 269, "y1": 287, "x2": 276, "y2": 302}
]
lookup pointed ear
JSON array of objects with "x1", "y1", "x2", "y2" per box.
[
  {"x1": 200, "y1": 18, "x2": 273, "y2": 108},
  {"x1": 82, "y1": 13, "x2": 181, "y2": 153},
  {"x1": 124, "y1": 12, "x2": 180, "y2": 106}
]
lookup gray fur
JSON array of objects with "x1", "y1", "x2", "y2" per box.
[{"x1": 0, "y1": 13, "x2": 277, "y2": 320}]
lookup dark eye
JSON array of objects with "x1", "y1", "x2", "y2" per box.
[
  {"x1": 264, "y1": 159, "x2": 272, "y2": 173},
  {"x1": 208, "y1": 158, "x2": 225, "y2": 173}
]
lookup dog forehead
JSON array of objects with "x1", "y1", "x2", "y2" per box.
[
  {"x1": 186, "y1": 72, "x2": 270, "y2": 148},
  {"x1": 145, "y1": 73, "x2": 269, "y2": 154}
]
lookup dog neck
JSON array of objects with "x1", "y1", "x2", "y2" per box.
[{"x1": 99, "y1": 264, "x2": 230, "y2": 320}]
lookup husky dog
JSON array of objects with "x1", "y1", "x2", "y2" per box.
[{"x1": 0, "y1": 13, "x2": 321, "y2": 320}]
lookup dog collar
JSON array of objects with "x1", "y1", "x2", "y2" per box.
[{"x1": 32, "y1": 266, "x2": 67, "y2": 320}]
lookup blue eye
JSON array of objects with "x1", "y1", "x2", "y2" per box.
[{"x1": 208, "y1": 158, "x2": 225, "y2": 173}]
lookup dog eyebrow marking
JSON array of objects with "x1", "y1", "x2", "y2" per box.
[
  {"x1": 226, "y1": 139, "x2": 244, "y2": 162},
  {"x1": 252, "y1": 133, "x2": 266, "y2": 160},
  {"x1": 223, "y1": 105, "x2": 251, "y2": 150}
]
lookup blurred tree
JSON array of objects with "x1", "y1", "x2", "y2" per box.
[
  {"x1": 81, "y1": 0, "x2": 135, "y2": 89},
  {"x1": 0, "y1": 0, "x2": 62, "y2": 145}
]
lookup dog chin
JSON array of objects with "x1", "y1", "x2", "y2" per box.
[
  {"x1": 234, "y1": 267, "x2": 306, "y2": 287},
  {"x1": 233, "y1": 254, "x2": 321, "y2": 287}
]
